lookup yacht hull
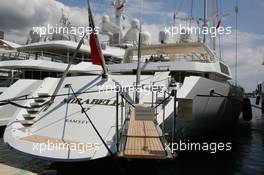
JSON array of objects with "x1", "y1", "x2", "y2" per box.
[
  {"x1": 3, "y1": 74, "x2": 167, "y2": 161},
  {"x1": 159, "y1": 76, "x2": 244, "y2": 140},
  {"x1": 3, "y1": 75, "x2": 244, "y2": 161}
]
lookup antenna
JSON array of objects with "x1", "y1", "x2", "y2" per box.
[
  {"x1": 203, "y1": 0, "x2": 207, "y2": 43},
  {"x1": 135, "y1": 0, "x2": 143, "y2": 104},
  {"x1": 60, "y1": 8, "x2": 67, "y2": 27},
  {"x1": 113, "y1": 0, "x2": 126, "y2": 26},
  {"x1": 173, "y1": 0, "x2": 183, "y2": 26},
  {"x1": 111, "y1": 0, "x2": 127, "y2": 44},
  {"x1": 189, "y1": 0, "x2": 194, "y2": 28},
  {"x1": 211, "y1": 0, "x2": 216, "y2": 51}
]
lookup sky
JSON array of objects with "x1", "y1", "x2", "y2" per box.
[{"x1": 0, "y1": 0, "x2": 264, "y2": 92}]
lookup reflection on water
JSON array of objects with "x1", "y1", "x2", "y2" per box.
[{"x1": 0, "y1": 99, "x2": 264, "y2": 175}]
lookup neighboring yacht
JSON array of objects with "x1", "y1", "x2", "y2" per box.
[{"x1": 109, "y1": 41, "x2": 244, "y2": 138}]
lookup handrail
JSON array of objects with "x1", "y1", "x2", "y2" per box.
[
  {"x1": 153, "y1": 92, "x2": 171, "y2": 109},
  {"x1": 120, "y1": 92, "x2": 135, "y2": 108},
  {"x1": 0, "y1": 50, "x2": 88, "y2": 63}
]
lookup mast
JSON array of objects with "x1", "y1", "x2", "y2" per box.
[
  {"x1": 112, "y1": 0, "x2": 127, "y2": 43},
  {"x1": 211, "y1": 0, "x2": 216, "y2": 51},
  {"x1": 135, "y1": 23, "x2": 142, "y2": 104},
  {"x1": 203, "y1": 0, "x2": 208, "y2": 43},
  {"x1": 113, "y1": 0, "x2": 126, "y2": 27}
]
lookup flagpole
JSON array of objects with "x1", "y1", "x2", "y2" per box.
[{"x1": 87, "y1": 0, "x2": 108, "y2": 78}]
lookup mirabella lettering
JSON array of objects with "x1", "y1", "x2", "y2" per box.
[{"x1": 63, "y1": 98, "x2": 124, "y2": 106}]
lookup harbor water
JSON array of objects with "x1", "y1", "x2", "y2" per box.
[{"x1": 0, "y1": 98, "x2": 264, "y2": 175}]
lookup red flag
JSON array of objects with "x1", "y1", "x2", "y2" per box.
[
  {"x1": 88, "y1": 0, "x2": 107, "y2": 75},
  {"x1": 216, "y1": 20, "x2": 221, "y2": 29},
  {"x1": 117, "y1": 4, "x2": 124, "y2": 11},
  {"x1": 90, "y1": 33, "x2": 102, "y2": 65}
]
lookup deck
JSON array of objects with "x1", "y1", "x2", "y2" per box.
[{"x1": 123, "y1": 108, "x2": 167, "y2": 159}]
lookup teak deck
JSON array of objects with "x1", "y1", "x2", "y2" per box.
[{"x1": 124, "y1": 108, "x2": 167, "y2": 159}]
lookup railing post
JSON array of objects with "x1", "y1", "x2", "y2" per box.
[
  {"x1": 151, "y1": 82, "x2": 154, "y2": 107},
  {"x1": 162, "y1": 91, "x2": 166, "y2": 134},
  {"x1": 116, "y1": 91, "x2": 119, "y2": 152},
  {"x1": 172, "y1": 89, "x2": 177, "y2": 143},
  {"x1": 133, "y1": 82, "x2": 135, "y2": 102},
  {"x1": 121, "y1": 96, "x2": 124, "y2": 126},
  {"x1": 169, "y1": 77, "x2": 177, "y2": 143},
  {"x1": 155, "y1": 89, "x2": 158, "y2": 114}
]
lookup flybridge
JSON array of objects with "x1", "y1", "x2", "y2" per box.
[{"x1": 123, "y1": 42, "x2": 215, "y2": 63}]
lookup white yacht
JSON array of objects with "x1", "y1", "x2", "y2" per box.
[
  {"x1": 0, "y1": 6, "x2": 133, "y2": 126},
  {"x1": 3, "y1": 0, "x2": 244, "y2": 161}
]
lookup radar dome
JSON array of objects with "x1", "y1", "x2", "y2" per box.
[
  {"x1": 141, "y1": 31, "x2": 151, "y2": 45},
  {"x1": 159, "y1": 30, "x2": 170, "y2": 44},
  {"x1": 102, "y1": 15, "x2": 110, "y2": 23},
  {"x1": 131, "y1": 19, "x2": 140, "y2": 29}
]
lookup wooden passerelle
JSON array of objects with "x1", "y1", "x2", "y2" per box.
[{"x1": 124, "y1": 108, "x2": 167, "y2": 159}]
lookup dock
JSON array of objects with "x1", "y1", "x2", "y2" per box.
[
  {"x1": 0, "y1": 164, "x2": 37, "y2": 175},
  {"x1": 123, "y1": 105, "x2": 171, "y2": 159}
]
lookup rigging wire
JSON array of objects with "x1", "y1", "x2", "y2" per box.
[
  {"x1": 68, "y1": 84, "x2": 114, "y2": 156},
  {"x1": 217, "y1": 0, "x2": 222, "y2": 60},
  {"x1": 189, "y1": 0, "x2": 194, "y2": 28},
  {"x1": 235, "y1": 0, "x2": 238, "y2": 85},
  {"x1": 173, "y1": 0, "x2": 184, "y2": 25},
  {"x1": 0, "y1": 79, "x2": 166, "y2": 109}
]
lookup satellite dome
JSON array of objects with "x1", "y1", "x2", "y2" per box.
[
  {"x1": 159, "y1": 30, "x2": 170, "y2": 44},
  {"x1": 141, "y1": 31, "x2": 151, "y2": 45},
  {"x1": 131, "y1": 19, "x2": 140, "y2": 29},
  {"x1": 102, "y1": 15, "x2": 110, "y2": 23}
]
